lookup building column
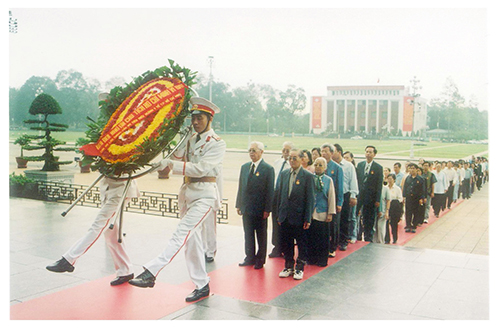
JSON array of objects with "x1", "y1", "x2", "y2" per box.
[
  {"x1": 344, "y1": 99, "x2": 348, "y2": 133},
  {"x1": 387, "y1": 99, "x2": 392, "y2": 135},
  {"x1": 365, "y1": 100, "x2": 369, "y2": 132},
  {"x1": 333, "y1": 100, "x2": 337, "y2": 132},
  {"x1": 376, "y1": 99, "x2": 380, "y2": 133},
  {"x1": 354, "y1": 99, "x2": 358, "y2": 133},
  {"x1": 399, "y1": 100, "x2": 404, "y2": 134}
]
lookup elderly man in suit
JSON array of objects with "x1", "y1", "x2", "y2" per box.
[
  {"x1": 236, "y1": 141, "x2": 275, "y2": 270},
  {"x1": 274, "y1": 149, "x2": 315, "y2": 280},
  {"x1": 356, "y1": 145, "x2": 384, "y2": 243}
]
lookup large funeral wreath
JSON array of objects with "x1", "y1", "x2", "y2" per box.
[{"x1": 79, "y1": 59, "x2": 196, "y2": 176}]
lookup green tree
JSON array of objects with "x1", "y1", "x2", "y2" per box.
[
  {"x1": 11, "y1": 76, "x2": 58, "y2": 126},
  {"x1": 427, "y1": 77, "x2": 487, "y2": 141},
  {"x1": 22, "y1": 93, "x2": 73, "y2": 171}
]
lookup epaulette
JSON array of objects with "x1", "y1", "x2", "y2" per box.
[{"x1": 211, "y1": 134, "x2": 221, "y2": 142}]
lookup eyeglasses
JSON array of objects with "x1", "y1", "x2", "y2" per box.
[
  {"x1": 289, "y1": 156, "x2": 301, "y2": 161},
  {"x1": 248, "y1": 149, "x2": 259, "y2": 153}
]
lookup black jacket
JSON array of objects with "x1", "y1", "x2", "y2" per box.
[{"x1": 236, "y1": 160, "x2": 275, "y2": 216}]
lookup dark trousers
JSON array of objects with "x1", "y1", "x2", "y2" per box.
[
  {"x1": 446, "y1": 182, "x2": 454, "y2": 208},
  {"x1": 361, "y1": 203, "x2": 377, "y2": 242},
  {"x1": 388, "y1": 214, "x2": 399, "y2": 243},
  {"x1": 328, "y1": 213, "x2": 341, "y2": 252},
  {"x1": 432, "y1": 193, "x2": 445, "y2": 216},
  {"x1": 463, "y1": 178, "x2": 471, "y2": 198},
  {"x1": 476, "y1": 175, "x2": 482, "y2": 190},
  {"x1": 279, "y1": 221, "x2": 307, "y2": 270},
  {"x1": 384, "y1": 220, "x2": 391, "y2": 244},
  {"x1": 306, "y1": 219, "x2": 329, "y2": 266},
  {"x1": 339, "y1": 193, "x2": 353, "y2": 247},
  {"x1": 405, "y1": 198, "x2": 420, "y2": 229},
  {"x1": 242, "y1": 213, "x2": 268, "y2": 264},
  {"x1": 270, "y1": 213, "x2": 281, "y2": 254},
  {"x1": 415, "y1": 203, "x2": 425, "y2": 226}
]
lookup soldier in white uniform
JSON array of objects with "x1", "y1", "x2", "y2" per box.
[
  {"x1": 129, "y1": 97, "x2": 226, "y2": 303},
  {"x1": 46, "y1": 177, "x2": 140, "y2": 286}
]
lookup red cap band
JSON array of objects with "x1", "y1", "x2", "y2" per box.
[{"x1": 192, "y1": 104, "x2": 215, "y2": 116}]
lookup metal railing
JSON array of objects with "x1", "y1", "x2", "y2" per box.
[{"x1": 36, "y1": 180, "x2": 229, "y2": 223}]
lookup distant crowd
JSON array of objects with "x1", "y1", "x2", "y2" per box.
[{"x1": 236, "y1": 140, "x2": 488, "y2": 280}]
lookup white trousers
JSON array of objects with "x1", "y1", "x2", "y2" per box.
[
  {"x1": 374, "y1": 215, "x2": 387, "y2": 244},
  {"x1": 202, "y1": 211, "x2": 217, "y2": 258},
  {"x1": 62, "y1": 197, "x2": 132, "y2": 277},
  {"x1": 144, "y1": 202, "x2": 215, "y2": 289}
]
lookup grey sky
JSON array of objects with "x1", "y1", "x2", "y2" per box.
[{"x1": 9, "y1": 7, "x2": 488, "y2": 112}]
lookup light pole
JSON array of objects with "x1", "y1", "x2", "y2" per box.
[
  {"x1": 246, "y1": 100, "x2": 257, "y2": 144},
  {"x1": 207, "y1": 56, "x2": 214, "y2": 102},
  {"x1": 409, "y1": 76, "x2": 423, "y2": 137}
]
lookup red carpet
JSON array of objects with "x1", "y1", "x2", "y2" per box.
[
  {"x1": 11, "y1": 242, "x2": 368, "y2": 319},
  {"x1": 396, "y1": 199, "x2": 464, "y2": 246},
  {"x1": 10, "y1": 276, "x2": 193, "y2": 320},
  {"x1": 183, "y1": 241, "x2": 368, "y2": 304},
  {"x1": 13, "y1": 200, "x2": 463, "y2": 320}
]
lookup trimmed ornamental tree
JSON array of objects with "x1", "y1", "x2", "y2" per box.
[{"x1": 22, "y1": 93, "x2": 74, "y2": 171}]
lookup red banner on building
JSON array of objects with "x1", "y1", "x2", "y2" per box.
[
  {"x1": 312, "y1": 97, "x2": 322, "y2": 129},
  {"x1": 403, "y1": 96, "x2": 414, "y2": 132}
]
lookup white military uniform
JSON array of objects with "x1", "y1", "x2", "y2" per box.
[
  {"x1": 144, "y1": 128, "x2": 226, "y2": 289},
  {"x1": 63, "y1": 177, "x2": 140, "y2": 276}
]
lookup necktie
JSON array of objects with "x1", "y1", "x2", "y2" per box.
[
  {"x1": 364, "y1": 163, "x2": 370, "y2": 184},
  {"x1": 288, "y1": 170, "x2": 296, "y2": 197},
  {"x1": 196, "y1": 134, "x2": 201, "y2": 143},
  {"x1": 279, "y1": 159, "x2": 287, "y2": 174},
  {"x1": 248, "y1": 163, "x2": 255, "y2": 182}
]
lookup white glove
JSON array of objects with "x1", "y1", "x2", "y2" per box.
[{"x1": 151, "y1": 158, "x2": 173, "y2": 172}]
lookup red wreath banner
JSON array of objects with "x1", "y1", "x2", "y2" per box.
[{"x1": 81, "y1": 77, "x2": 187, "y2": 163}]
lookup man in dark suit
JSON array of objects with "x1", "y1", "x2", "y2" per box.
[
  {"x1": 236, "y1": 141, "x2": 275, "y2": 270},
  {"x1": 356, "y1": 145, "x2": 383, "y2": 243},
  {"x1": 274, "y1": 149, "x2": 315, "y2": 280}
]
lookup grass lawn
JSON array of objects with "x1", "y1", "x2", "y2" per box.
[
  {"x1": 217, "y1": 134, "x2": 488, "y2": 159},
  {"x1": 10, "y1": 130, "x2": 488, "y2": 160}
]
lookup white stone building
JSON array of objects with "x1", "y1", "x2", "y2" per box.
[{"x1": 310, "y1": 85, "x2": 427, "y2": 136}]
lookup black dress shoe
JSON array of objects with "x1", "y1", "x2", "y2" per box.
[
  {"x1": 128, "y1": 269, "x2": 155, "y2": 288},
  {"x1": 46, "y1": 257, "x2": 74, "y2": 273},
  {"x1": 339, "y1": 244, "x2": 347, "y2": 251},
  {"x1": 238, "y1": 260, "x2": 255, "y2": 266},
  {"x1": 185, "y1": 283, "x2": 210, "y2": 302},
  {"x1": 254, "y1": 261, "x2": 264, "y2": 269},
  {"x1": 110, "y1": 273, "x2": 134, "y2": 286},
  {"x1": 205, "y1": 256, "x2": 214, "y2": 263}
]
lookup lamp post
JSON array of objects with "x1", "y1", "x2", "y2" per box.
[
  {"x1": 207, "y1": 56, "x2": 214, "y2": 102},
  {"x1": 409, "y1": 76, "x2": 423, "y2": 137}
]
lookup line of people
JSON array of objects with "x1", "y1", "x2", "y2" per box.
[{"x1": 236, "y1": 140, "x2": 488, "y2": 280}]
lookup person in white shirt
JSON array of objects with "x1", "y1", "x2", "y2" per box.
[
  {"x1": 332, "y1": 143, "x2": 358, "y2": 251},
  {"x1": 432, "y1": 163, "x2": 448, "y2": 218},
  {"x1": 129, "y1": 97, "x2": 226, "y2": 303},
  {"x1": 442, "y1": 161, "x2": 457, "y2": 209},
  {"x1": 384, "y1": 174, "x2": 403, "y2": 244}
]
